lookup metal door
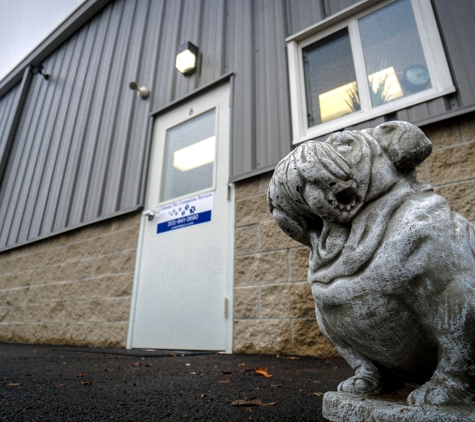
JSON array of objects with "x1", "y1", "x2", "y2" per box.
[{"x1": 128, "y1": 84, "x2": 233, "y2": 351}]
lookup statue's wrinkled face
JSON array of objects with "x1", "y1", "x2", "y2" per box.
[
  {"x1": 295, "y1": 131, "x2": 373, "y2": 224},
  {"x1": 268, "y1": 122, "x2": 430, "y2": 245}
]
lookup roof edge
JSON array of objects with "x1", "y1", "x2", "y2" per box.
[{"x1": 0, "y1": 0, "x2": 114, "y2": 99}]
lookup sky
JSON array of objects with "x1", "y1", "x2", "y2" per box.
[{"x1": 0, "y1": 0, "x2": 85, "y2": 81}]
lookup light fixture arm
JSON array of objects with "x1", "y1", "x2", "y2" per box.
[
  {"x1": 129, "y1": 81, "x2": 150, "y2": 99},
  {"x1": 30, "y1": 64, "x2": 49, "y2": 80}
]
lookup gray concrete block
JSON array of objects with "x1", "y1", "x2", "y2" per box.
[{"x1": 323, "y1": 391, "x2": 475, "y2": 422}]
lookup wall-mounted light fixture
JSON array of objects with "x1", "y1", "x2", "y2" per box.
[
  {"x1": 129, "y1": 81, "x2": 150, "y2": 99},
  {"x1": 31, "y1": 64, "x2": 49, "y2": 80},
  {"x1": 175, "y1": 41, "x2": 199, "y2": 75}
]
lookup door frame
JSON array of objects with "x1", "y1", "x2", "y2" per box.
[{"x1": 127, "y1": 80, "x2": 234, "y2": 352}]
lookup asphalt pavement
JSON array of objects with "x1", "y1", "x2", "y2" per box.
[{"x1": 0, "y1": 342, "x2": 353, "y2": 421}]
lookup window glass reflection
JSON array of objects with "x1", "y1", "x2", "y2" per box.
[
  {"x1": 359, "y1": 0, "x2": 431, "y2": 107},
  {"x1": 303, "y1": 29, "x2": 360, "y2": 127}
]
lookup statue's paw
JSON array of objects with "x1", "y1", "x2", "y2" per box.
[
  {"x1": 407, "y1": 380, "x2": 474, "y2": 406},
  {"x1": 337, "y1": 374, "x2": 383, "y2": 395}
]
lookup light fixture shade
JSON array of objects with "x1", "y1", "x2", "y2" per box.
[{"x1": 175, "y1": 41, "x2": 199, "y2": 75}]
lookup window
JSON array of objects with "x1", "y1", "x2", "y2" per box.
[
  {"x1": 287, "y1": 0, "x2": 455, "y2": 144},
  {"x1": 160, "y1": 109, "x2": 216, "y2": 203}
]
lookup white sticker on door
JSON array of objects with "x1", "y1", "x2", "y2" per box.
[{"x1": 156, "y1": 192, "x2": 214, "y2": 234}]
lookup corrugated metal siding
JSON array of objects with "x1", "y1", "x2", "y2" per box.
[
  {"x1": 0, "y1": 84, "x2": 20, "y2": 164},
  {"x1": 227, "y1": 0, "x2": 257, "y2": 174},
  {"x1": 323, "y1": 0, "x2": 361, "y2": 17},
  {"x1": 432, "y1": 0, "x2": 475, "y2": 108},
  {"x1": 228, "y1": 0, "x2": 293, "y2": 178},
  {"x1": 1, "y1": 0, "x2": 475, "y2": 250},
  {"x1": 254, "y1": 1, "x2": 292, "y2": 170},
  {"x1": 286, "y1": 0, "x2": 325, "y2": 35},
  {"x1": 0, "y1": 0, "x2": 296, "y2": 249},
  {"x1": 0, "y1": 0, "x2": 153, "y2": 249}
]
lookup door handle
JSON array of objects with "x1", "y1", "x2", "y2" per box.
[{"x1": 143, "y1": 210, "x2": 156, "y2": 220}]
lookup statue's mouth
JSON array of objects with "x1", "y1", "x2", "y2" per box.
[
  {"x1": 326, "y1": 186, "x2": 360, "y2": 213},
  {"x1": 327, "y1": 187, "x2": 357, "y2": 211}
]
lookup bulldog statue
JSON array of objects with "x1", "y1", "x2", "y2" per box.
[{"x1": 267, "y1": 121, "x2": 475, "y2": 406}]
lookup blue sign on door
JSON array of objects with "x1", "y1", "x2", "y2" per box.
[{"x1": 156, "y1": 192, "x2": 214, "y2": 234}]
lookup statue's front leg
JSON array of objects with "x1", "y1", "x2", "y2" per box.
[{"x1": 315, "y1": 307, "x2": 384, "y2": 395}]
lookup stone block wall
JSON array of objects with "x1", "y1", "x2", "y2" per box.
[
  {"x1": 233, "y1": 172, "x2": 337, "y2": 357},
  {"x1": 419, "y1": 113, "x2": 475, "y2": 222},
  {"x1": 0, "y1": 212, "x2": 140, "y2": 347}
]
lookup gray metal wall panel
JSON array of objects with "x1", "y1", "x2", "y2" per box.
[
  {"x1": 27, "y1": 35, "x2": 82, "y2": 241},
  {"x1": 15, "y1": 50, "x2": 66, "y2": 245},
  {"x1": 394, "y1": 97, "x2": 450, "y2": 125},
  {"x1": 0, "y1": 0, "x2": 153, "y2": 249},
  {"x1": 286, "y1": 0, "x2": 324, "y2": 35},
  {"x1": 81, "y1": 0, "x2": 132, "y2": 224},
  {"x1": 254, "y1": 0, "x2": 292, "y2": 170},
  {"x1": 323, "y1": 0, "x2": 361, "y2": 17},
  {"x1": 40, "y1": 21, "x2": 103, "y2": 237},
  {"x1": 152, "y1": 0, "x2": 184, "y2": 110},
  {"x1": 119, "y1": 0, "x2": 163, "y2": 210},
  {"x1": 0, "y1": 54, "x2": 58, "y2": 247},
  {"x1": 432, "y1": 0, "x2": 475, "y2": 108},
  {"x1": 228, "y1": 0, "x2": 256, "y2": 176},
  {"x1": 52, "y1": 7, "x2": 115, "y2": 233},
  {"x1": 200, "y1": 0, "x2": 227, "y2": 81},
  {"x1": 2, "y1": 0, "x2": 474, "y2": 250},
  {"x1": 101, "y1": 0, "x2": 151, "y2": 216},
  {"x1": 228, "y1": 0, "x2": 293, "y2": 178},
  {"x1": 0, "y1": 85, "x2": 20, "y2": 157}
]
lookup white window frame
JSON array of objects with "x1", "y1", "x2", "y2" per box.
[{"x1": 287, "y1": 0, "x2": 455, "y2": 144}]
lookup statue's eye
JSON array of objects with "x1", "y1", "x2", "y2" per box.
[
  {"x1": 337, "y1": 144, "x2": 351, "y2": 149},
  {"x1": 335, "y1": 138, "x2": 353, "y2": 148},
  {"x1": 336, "y1": 144, "x2": 352, "y2": 153},
  {"x1": 334, "y1": 137, "x2": 353, "y2": 151}
]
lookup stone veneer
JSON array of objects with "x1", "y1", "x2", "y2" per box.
[
  {"x1": 419, "y1": 113, "x2": 475, "y2": 221},
  {"x1": 233, "y1": 112, "x2": 475, "y2": 357},
  {"x1": 0, "y1": 212, "x2": 140, "y2": 347},
  {"x1": 233, "y1": 172, "x2": 337, "y2": 357}
]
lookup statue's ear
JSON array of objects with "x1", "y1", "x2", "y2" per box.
[{"x1": 373, "y1": 121, "x2": 432, "y2": 170}]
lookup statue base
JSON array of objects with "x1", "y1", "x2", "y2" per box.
[{"x1": 322, "y1": 390, "x2": 475, "y2": 422}]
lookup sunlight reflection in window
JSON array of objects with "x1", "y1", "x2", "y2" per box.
[
  {"x1": 318, "y1": 67, "x2": 403, "y2": 123},
  {"x1": 319, "y1": 82, "x2": 359, "y2": 123}
]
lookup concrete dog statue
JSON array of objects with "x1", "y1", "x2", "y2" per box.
[{"x1": 267, "y1": 121, "x2": 475, "y2": 406}]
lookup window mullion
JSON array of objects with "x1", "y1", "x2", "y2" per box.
[
  {"x1": 348, "y1": 19, "x2": 371, "y2": 113},
  {"x1": 288, "y1": 40, "x2": 307, "y2": 142}
]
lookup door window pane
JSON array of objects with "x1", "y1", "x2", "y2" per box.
[
  {"x1": 359, "y1": 0, "x2": 431, "y2": 107},
  {"x1": 160, "y1": 109, "x2": 216, "y2": 202},
  {"x1": 302, "y1": 28, "x2": 360, "y2": 127}
]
